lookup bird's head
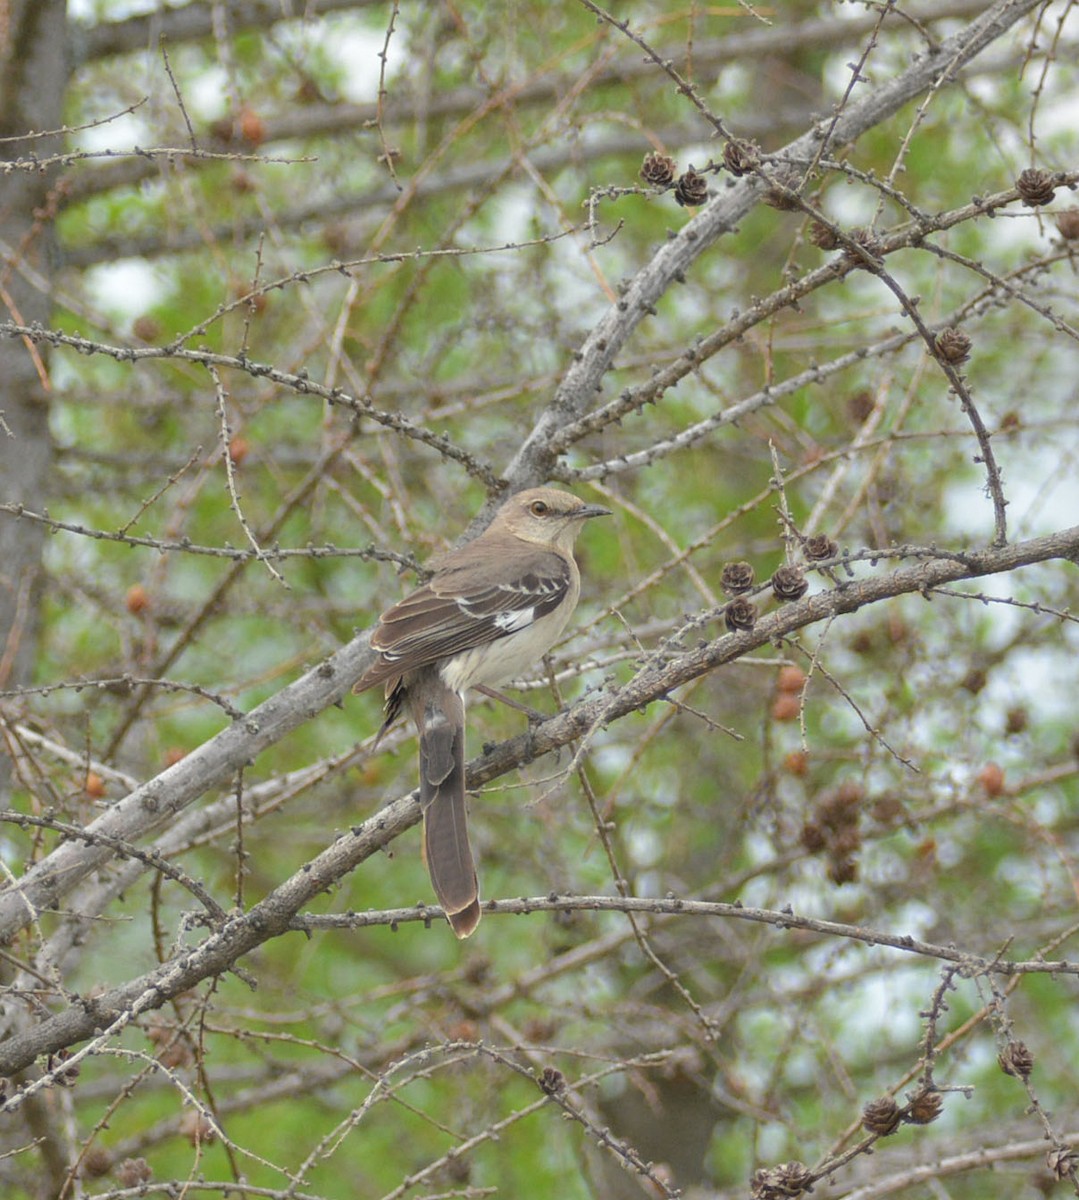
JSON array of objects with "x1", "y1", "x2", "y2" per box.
[{"x1": 495, "y1": 487, "x2": 611, "y2": 550}]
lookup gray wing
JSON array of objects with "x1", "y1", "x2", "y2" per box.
[{"x1": 355, "y1": 547, "x2": 571, "y2": 691}]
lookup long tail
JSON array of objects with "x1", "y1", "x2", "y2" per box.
[{"x1": 409, "y1": 673, "x2": 481, "y2": 938}]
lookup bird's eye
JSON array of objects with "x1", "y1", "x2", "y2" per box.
[{"x1": 530, "y1": 500, "x2": 549, "y2": 516}]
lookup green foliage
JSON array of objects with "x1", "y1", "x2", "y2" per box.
[{"x1": 2, "y1": 1, "x2": 1079, "y2": 1198}]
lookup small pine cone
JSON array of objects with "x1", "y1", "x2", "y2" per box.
[
  {"x1": 751, "y1": 1162, "x2": 812, "y2": 1199},
  {"x1": 978, "y1": 763, "x2": 1007, "y2": 803},
  {"x1": 773, "y1": 1162, "x2": 812, "y2": 1197},
  {"x1": 843, "y1": 226, "x2": 883, "y2": 265},
  {"x1": 777, "y1": 665, "x2": 806, "y2": 693},
  {"x1": 935, "y1": 327, "x2": 972, "y2": 364},
  {"x1": 463, "y1": 957, "x2": 492, "y2": 986},
  {"x1": 156, "y1": 1036, "x2": 193, "y2": 1070},
  {"x1": 785, "y1": 749, "x2": 809, "y2": 776},
  {"x1": 848, "y1": 390, "x2": 874, "y2": 422},
  {"x1": 1004, "y1": 706, "x2": 1029, "y2": 735},
  {"x1": 850, "y1": 631, "x2": 875, "y2": 655},
  {"x1": 831, "y1": 827, "x2": 863, "y2": 858},
  {"x1": 725, "y1": 597, "x2": 758, "y2": 633},
  {"x1": 207, "y1": 116, "x2": 236, "y2": 144},
  {"x1": 539, "y1": 1066, "x2": 566, "y2": 1096},
  {"x1": 1016, "y1": 167, "x2": 1056, "y2": 207},
  {"x1": 445, "y1": 1155, "x2": 472, "y2": 1185},
  {"x1": 48, "y1": 1049, "x2": 80, "y2": 1088},
  {"x1": 862, "y1": 1095, "x2": 902, "y2": 1136},
  {"x1": 1047, "y1": 1147, "x2": 1079, "y2": 1182},
  {"x1": 808, "y1": 221, "x2": 841, "y2": 249},
  {"x1": 180, "y1": 1110, "x2": 217, "y2": 1145},
  {"x1": 834, "y1": 779, "x2": 866, "y2": 810},
  {"x1": 1056, "y1": 207, "x2": 1079, "y2": 239},
  {"x1": 82, "y1": 1145, "x2": 112, "y2": 1179},
  {"x1": 640, "y1": 152, "x2": 677, "y2": 188},
  {"x1": 962, "y1": 666, "x2": 988, "y2": 694},
  {"x1": 723, "y1": 139, "x2": 759, "y2": 177},
  {"x1": 771, "y1": 565, "x2": 809, "y2": 602},
  {"x1": 827, "y1": 855, "x2": 859, "y2": 885},
  {"x1": 132, "y1": 315, "x2": 161, "y2": 342},
  {"x1": 750, "y1": 1168, "x2": 773, "y2": 1199},
  {"x1": 720, "y1": 560, "x2": 756, "y2": 595},
  {"x1": 674, "y1": 167, "x2": 709, "y2": 207},
  {"x1": 804, "y1": 534, "x2": 837, "y2": 561},
  {"x1": 817, "y1": 794, "x2": 857, "y2": 833},
  {"x1": 801, "y1": 821, "x2": 827, "y2": 853},
  {"x1": 998, "y1": 1041, "x2": 1035, "y2": 1080},
  {"x1": 871, "y1": 793, "x2": 904, "y2": 826},
  {"x1": 905, "y1": 1090, "x2": 944, "y2": 1125},
  {"x1": 762, "y1": 167, "x2": 802, "y2": 211},
  {"x1": 116, "y1": 1158, "x2": 153, "y2": 1187}
]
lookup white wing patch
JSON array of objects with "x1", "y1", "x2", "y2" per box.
[{"x1": 493, "y1": 607, "x2": 536, "y2": 633}]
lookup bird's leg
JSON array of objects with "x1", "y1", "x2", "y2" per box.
[
  {"x1": 474, "y1": 684, "x2": 546, "y2": 725},
  {"x1": 475, "y1": 684, "x2": 550, "y2": 770}
]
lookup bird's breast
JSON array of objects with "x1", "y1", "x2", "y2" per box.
[{"x1": 438, "y1": 603, "x2": 576, "y2": 694}]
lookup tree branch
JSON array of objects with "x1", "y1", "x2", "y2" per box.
[
  {"x1": 0, "y1": 524, "x2": 1074, "y2": 1076},
  {"x1": 502, "y1": 0, "x2": 1044, "y2": 488}
]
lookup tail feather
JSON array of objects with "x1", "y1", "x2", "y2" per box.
[
  {"x1": 446, "y1": 897, "x2": 481, "y2": 939},
  {"x1": 409, "y1": 674, "x2": 481, "y2": 938},
  {"x1": 424, "y1": 795, "x2": 481, "y2": 937}
]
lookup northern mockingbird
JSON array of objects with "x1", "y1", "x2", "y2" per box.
[{"x1": 354, "y1": 487, "x2": 610, "y2": 937}]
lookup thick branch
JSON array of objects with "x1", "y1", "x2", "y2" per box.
[
  {"x1": 291, "y1": 894, "x2": 1079, "y2": 978},
  {"x1": 503, "y1": 0, "x2": 1044, "y2": 487},
  {"x1": 0, "y1": 525, "x2": 1074, "y2": 1074}
]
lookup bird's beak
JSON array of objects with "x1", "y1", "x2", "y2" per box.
[{"x1": 576, "y1": 503, "x2": 612, "y2": 520}]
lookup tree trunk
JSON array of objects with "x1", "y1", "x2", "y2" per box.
[
  {"x1": 0, "y1": 0, "x2": 67, "y2": 796},
  {"x1": 0, "y1": 7, "x2": 72, "y2": 1197}
]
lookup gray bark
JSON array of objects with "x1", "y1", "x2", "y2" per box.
[
  {"x1": 0, "y1": 523, "x2": 1076, "y2": 1078},
  {"x1": 0, "y1": 0, "x2": 68, "y2": 794}
]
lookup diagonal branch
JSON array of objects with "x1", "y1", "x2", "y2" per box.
[
  {"x1": 503, "y1": 0, "x2": 1044, "y2": 488},
  {"x1": 0, "y1": 523, "x2": 1074, "y2": 1077}
]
